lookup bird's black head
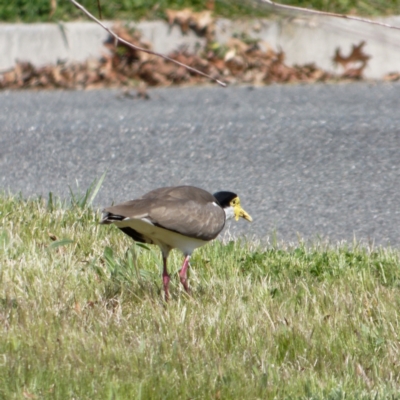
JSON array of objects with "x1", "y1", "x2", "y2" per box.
[
  {"x1": 213, "y1": 191, "x2": 238, "y2": 208},
  {"x1": 213, "y1": 190, "x2": 252, "y2": 222}
]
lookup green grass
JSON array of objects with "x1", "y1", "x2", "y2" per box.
[
  {"x1": 1, "y1": 191, "x2": 400, "y2": 399},
  {"x1": 0, "y1": 0, "x2": 399, "y2": 22}
]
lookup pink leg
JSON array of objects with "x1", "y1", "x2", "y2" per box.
[
  {"x1": 162, "y1": 256, "x2": 170, "y2": 302},
  {"x1": 179, "y1": 255, "x2": 191, "y2": 294}
]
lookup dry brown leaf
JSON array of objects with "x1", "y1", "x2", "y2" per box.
[
  {"x1": 226, "y1": 38, "x2": 250, "y2": 54},
  {"x1": 190, "y1": 10, "x2": 214, "y2": 36},
  {"x1": 166, "y1": 8, "x2": 194, "y2": 34},
  {"x1": 166, "y1": 8, "x2": 214, "y2": 38},
  {"x1": 384, "y1": 72, "x2": 400, "y2": 81},
  {"x1": 333, "y1": 41, "x2": 370, "y2": 79},
  {"x1": 334, "y1": 41, "x2": 370, "y2": 66}
]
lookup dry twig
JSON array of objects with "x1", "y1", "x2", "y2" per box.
[
  {"x1": 258, "y1": 0, "x2": 400, "y2": 31},
  {"x1": 68, "y1": 0, "x2": 226, "y2": 87}
]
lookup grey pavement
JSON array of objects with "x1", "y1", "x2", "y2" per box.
[{"x1": 1, "y1": 83, "x2": 400, "y2": 246}]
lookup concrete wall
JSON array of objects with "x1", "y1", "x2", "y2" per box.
[{"x1": 1, "y1": 16, "x2": 400, "y2": 78}]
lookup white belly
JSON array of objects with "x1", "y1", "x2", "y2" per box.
[{"x1": 115, "y1": 218, "x2": 208, "y2": 255}]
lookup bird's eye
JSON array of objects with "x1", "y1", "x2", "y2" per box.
[{"x1": 231, "y1": 197, "x2": 239, "y2": 206}]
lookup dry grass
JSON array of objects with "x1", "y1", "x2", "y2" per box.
[{"x1": 1, "y1": 192, "x2": 400, "y2": 399}]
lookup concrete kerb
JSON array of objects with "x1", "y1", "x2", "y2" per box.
[{"x1": 1, "y1": 16, "x2": 400, "y2": 79}]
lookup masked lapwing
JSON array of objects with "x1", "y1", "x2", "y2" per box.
[{"x1": 100, "y1": 185, "x2": 252, "y2": 301}]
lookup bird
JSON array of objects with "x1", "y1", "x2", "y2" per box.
[{"x1": 100, "y1": 185, "x2": 252, "y2": 301}]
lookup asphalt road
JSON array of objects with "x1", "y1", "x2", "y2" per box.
[{"x1": 1, "y1": 83, "x2": 400, "y2": 246}]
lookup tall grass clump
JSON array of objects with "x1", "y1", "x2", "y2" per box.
[{"x1": 1, "y1": 189, "x2": 400, "y2": 399}]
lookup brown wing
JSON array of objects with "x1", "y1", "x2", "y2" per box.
[
  {"x1": 148, "y1": 199, "x2": 225, "y2": 241},
  {"x1": 102, "y1": 186, "x2": 226, "y2": 241}
]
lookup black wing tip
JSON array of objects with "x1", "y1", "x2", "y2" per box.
[{"x1": 100, "y1": 212, "x2": 125, "y2": 224}]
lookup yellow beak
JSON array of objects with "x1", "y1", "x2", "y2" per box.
[{"x1": 234, "y1": 204, "x2": 253, "y2": 222}]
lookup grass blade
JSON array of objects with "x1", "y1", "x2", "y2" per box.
[{"x1": 88, "y1": 171, "x2": 107, "y2": 207}]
